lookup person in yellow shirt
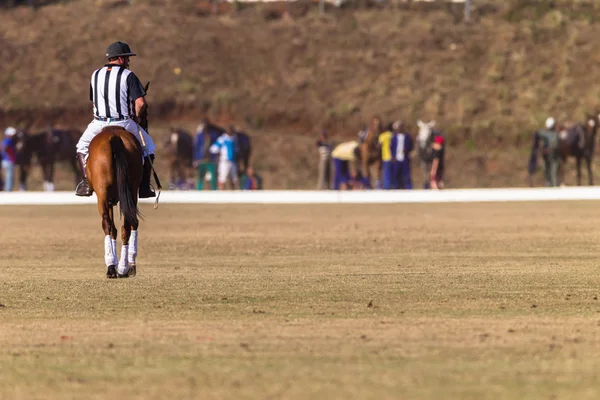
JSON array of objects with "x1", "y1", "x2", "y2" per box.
[
  {"x1": 331, "y1": 140, "x2": 361, "y2": 190},
  {"x1": 378, "y1": 125, "x2": 394, "y2": 189}
]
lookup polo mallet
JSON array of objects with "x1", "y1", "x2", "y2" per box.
[
  {"x1": 137, "y1": 124, "x2": 162, "y2": 209},
  {"x1": 137, "y1": 81, "x2": 162, "y2": 209}
]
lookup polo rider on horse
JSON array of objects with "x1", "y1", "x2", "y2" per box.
[{"x1": 75, "y1": 41, "x2": 156, "y2": 198}]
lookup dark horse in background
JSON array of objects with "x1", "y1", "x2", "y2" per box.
[
  {"x1": 233, "y1": 129, "x2": 252, "y2": 176},
  {"x1": 163, "y1": 128, "x2": 195, "y2": 190},
  {"x1": 13, "y1": 127, "x2": 82, "y2": 191},
  {"x1": 558, "y1": 114, "x2": 598, "y2": 186},
  {"x1": 528, "y1": 115, "x2": 598, "y2": 186}
]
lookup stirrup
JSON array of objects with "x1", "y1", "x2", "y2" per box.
[
  {"x1": 139, "y1": 183, "x2": 156, "y2": 198},
  {"x1": 75, "y1": 180, "x2": 93, "y2": 197}
]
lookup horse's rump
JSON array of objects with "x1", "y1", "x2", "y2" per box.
[
  {"x1": 88, "y1": 127, "x2": 143, "y2": 223},
  {"x1": 559, "y1": 125, "x2": 586, "y2": 155}
]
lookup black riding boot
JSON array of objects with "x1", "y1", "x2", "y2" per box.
[
  {"x1": 139, "y1": 154, "x2": 156, "y2": 198},
  {"x1": 75, "y1": 153, "x2": 93, "y2": 197}
]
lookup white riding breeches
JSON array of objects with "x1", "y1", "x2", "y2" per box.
[
  {"x1": 76, "y1": 118, "x2": 156, "y2": 159},
  {"x1": 218, "y1": 160, "x2": 238, "y2": 184}
]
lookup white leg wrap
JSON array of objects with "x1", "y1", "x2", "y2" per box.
[
  {"x1": 111, "y1": 239, "x2": 118, "y2": 266},
  {"x1": 104, "y1": 235, "x2": 114, "y2": 267},
  {"x1": 118, "y1": 245, "x2": 129, "y2": 276},
  {"x1": 128, "y1": 230, "x2": 138, "y2": 264}
]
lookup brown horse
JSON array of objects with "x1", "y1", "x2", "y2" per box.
[
  {"x1": 557, "y1": 114, "x2": 599, "y2": 186},
  {"x1": 87, "y1": 126, "x2": 143, "y2": 279},
  {"x1": 359, "y1": 116, "x2": 383, "y2": 189}
]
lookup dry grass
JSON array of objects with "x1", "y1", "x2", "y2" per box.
[{"x1": 2, "y1": 202, "x2": 600, "y2": 398}]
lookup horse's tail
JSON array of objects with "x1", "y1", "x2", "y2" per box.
[{"x1": 110, "y1": 135, "x2": 140, "y2": 227}]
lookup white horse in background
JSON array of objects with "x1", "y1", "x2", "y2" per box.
[{"x1": 416, "y1": 120, "x2": 438, "y2": 189}]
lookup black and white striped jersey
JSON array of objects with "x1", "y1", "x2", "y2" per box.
[{"x1": 89, "y1": 64, "x2": 146, "y2": 119}]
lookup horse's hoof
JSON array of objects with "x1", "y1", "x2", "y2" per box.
[
  {"x1": 117, "y1": 273, "x2": 129, "y2": 279},
  {"x1": 128, "y1": 264, "x2": 137, "y2": 278},
  {"x1": 106, "y1": 265, "x2": 117, "y2": 279}
]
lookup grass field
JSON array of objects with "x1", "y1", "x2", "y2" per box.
[{"x1": 3, "y1": 201, "x2": 600, "y2": 399}]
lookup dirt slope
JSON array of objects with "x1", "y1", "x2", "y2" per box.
[{"x1": 2, "y1": 0, "x2": 600, "y2": 188}]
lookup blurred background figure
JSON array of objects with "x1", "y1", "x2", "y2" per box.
[
  {"x1": 315, "y1": 130, "x2": 332, "y2": 190},
  {"x1": 529, "y1": 117, "x2": 560, "y2": 188},
  {"x1": 391, "y1": 120, "x2": 414, "y2": 189},
  {"x1": 378, "y1": 123, "x2": 393, "y2": 190},
  {"x1": 417, "y1": 120, "x2": 445, "y2": 189},
  {"x1": 540, "y1": 117, "x2": 560, "y2": 187},
  {"x1": 241, "y1": 166, "x2": 262, "y2": 190},
  {"x1": 331, "y1": 140, "x2": 360, "y2": 190},
  {"x1": 360, "y1": 116, "x2": 383, "y2": 189},
  {"x1": 430, "y1": 134, "x2": 445, "y2": 190},
  {"x1": 210, "y1": 125, "x2": 238, "y2": 190},
  {"x1": 193, "y1": 122, "x2": 217, "y2": 191},
  {"x1": 1, "y1": 127, "x2": 17, "y2": 192}
]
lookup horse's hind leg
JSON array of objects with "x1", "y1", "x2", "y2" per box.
[
  {"x1": 127, "y1": 218, "x2": 139, "y2": 278},
  {"x1": 99, "y1": 199, "x2": 118, "y2": 279},
  {"x1": 108, "y1": 206, "x2": 118, "y2": 267},
  {"x1": 118, "y1": 216, "x2": 139, "y2": 278},
  {"x1": 117, "y1": 219, "x2": 130, "y2": 278}
]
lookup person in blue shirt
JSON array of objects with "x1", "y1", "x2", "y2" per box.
[
  {"x1": 210, "y1": 125, "x2": 238, "y2": 190},
  {"x1": 1, "y1": 127, "x2": 17, "y2": 192},
  {"x1": 390, "y1": 121, "x2": 414, "y2": 189}
]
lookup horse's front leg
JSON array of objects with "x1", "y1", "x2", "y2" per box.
[
  {"x1": 557, "y1": 158, "x2": 564, "y2": 187},
  {"x1": 576, "y1": 157, "x2": 582, "y2": 186},
  {"x1": 41, "y1": 161, "x2": 54, "y2": 191},
  {"x1": 19, "y1": 164, "x2": 28, "y2": 191},
  {"x1": 375, "y1": 160, "x2": 382, "y2": 190},
  {"x1": 361, "y1": 158, "x2": 369, "y2": 189},
  {"x1": 422, "y1": 161, "x2": 430, "y2": 189},
  {"x1": 169, "y1": 160, "x2": 177, "y2": 190},
  {"x1": 586, "y1": 156, "x2": 593, "y2": 186},
  {"x1": 186, "y1": 164, "x2": 196, "y2": 190}
]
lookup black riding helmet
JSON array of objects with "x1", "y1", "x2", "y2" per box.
[{"x1": 106, "y1": 41, "x2": 137, "y2": 59}]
